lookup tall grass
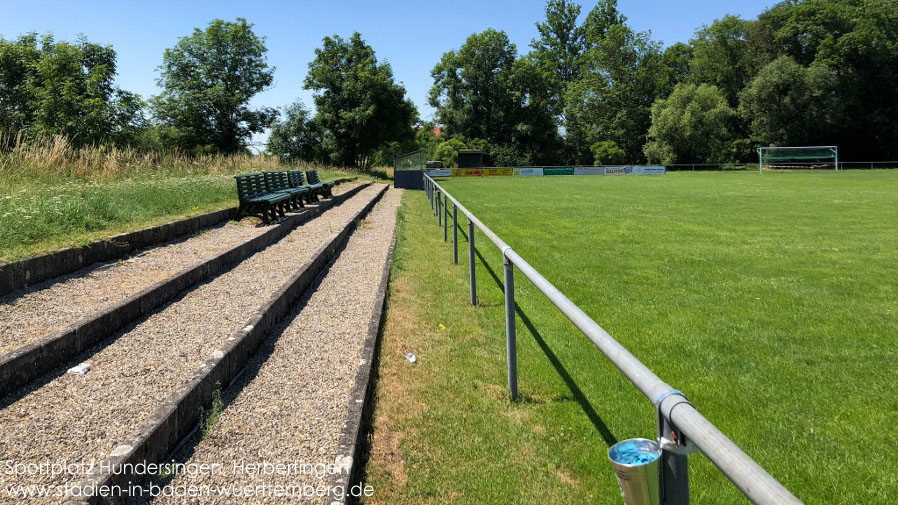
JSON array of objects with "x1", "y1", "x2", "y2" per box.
[
  {"x1": 0, "y1": 132, "x2": 319, "y2": 180},
  {"x1": 0, "y1": 133, "x2": 376, "y2": 262}
]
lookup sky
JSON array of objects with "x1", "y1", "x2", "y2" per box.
[{"x1": 1, "y1": 0, "x2": 776, "y2": 151}]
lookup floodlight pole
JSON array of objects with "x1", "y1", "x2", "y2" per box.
[
  {"x1": 834, "y1": 147, "x2": 839, "y2": 171},
  {"x1": 758, "y1": 148, "x2": 763, "y2": 173}
]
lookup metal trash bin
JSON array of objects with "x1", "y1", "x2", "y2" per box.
[{"x1": 607, "y1": 438, "x2": 662, "y2": 505}]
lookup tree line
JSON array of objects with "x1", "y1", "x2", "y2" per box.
[
  {"x1": 2, "y1": 0, "x2": 897, "y2": 169},
  {"x1": 0, "y1": 19, "x2": 414, "y2": 171},
  {"x1": 423, "y1": 0, "x2": 898, "y2": 166}
]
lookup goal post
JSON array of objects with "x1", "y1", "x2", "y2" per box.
[{"x1": 757, "y1": 146, "x2": 838, "y2": 172}]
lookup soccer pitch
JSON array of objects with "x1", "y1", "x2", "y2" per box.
[{"x1": 372, "y1": 171, "x2": 897, "y2": 504}]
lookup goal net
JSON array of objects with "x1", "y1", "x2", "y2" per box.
[{"x1": 758, "y1": 146, "x2": 838, "y2": 172}]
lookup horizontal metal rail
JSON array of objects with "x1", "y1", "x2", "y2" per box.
[{"x1": 424, "y1": 174, "x2": 803, "y2": 505}]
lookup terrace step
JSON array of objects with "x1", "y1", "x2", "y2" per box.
[
  {"x1": 0, "y1": 183, "x2": 370, "y2": 396},
  {"x1": 0, "y1": 184, "x2": 389, "y2": 504},
  {"x1": 139, "y1": 187, "x2": 401, "y2": 505}
]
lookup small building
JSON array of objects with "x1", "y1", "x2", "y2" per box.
[{"x1": 457, "y1": 150, "x2": 483, "y2": 169}]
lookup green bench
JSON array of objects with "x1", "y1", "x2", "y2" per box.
[
  {"x1": 234, "y1": 173, "x2": 292, "y2": 224},
  {"x1": 287, "y1": 170, "x2": 321, "y2": 203},
  {"x1": 305, "y1": 170, "x2": 335, "y2": 198},
  {"x1": 263, "y1": 171, "x2": 310, "y2": 211}
]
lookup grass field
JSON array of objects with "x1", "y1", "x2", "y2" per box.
[{"x1": 364, "y1": 171, "x2": 898, "y2": 504}]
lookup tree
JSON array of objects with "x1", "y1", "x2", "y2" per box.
[
  {"x1": 0, "y1": 33, "x2": 41, "y2": 136},
  {"x1": 0, "y1": 33, "x2": 144, "y2": 146},
  {"x1": 762, "y1": 0, "x2": 898, "y2": 159},
  {"x1": 267, "y1": 100, "x2": 323, "y2": 162},
  {"x1": 153, "y1": 18, "x2": 276, "y2": 154},
  {"x1": 644, "y1": 83, "x2": 734, "y2": 164},
  {"x1": 430, "y1": 29, "x2": 560, "y2": 165},
  {"x1": 688, "y1": 15, "x2": 754, "y2": 107},
  {"x1": 530, "y1": 0, "x2": 584, "y2": 117},
  {"x1": 429, "y1": 29, "x2": 518, "y2": 144},
  {"x1": 580, "y1": 0, "x2": 627, "y2": 44},
  {"x1": 305, "y1": 32, "x2": 417, "y2": 170},
  {"x1": 566, "y1": 24, "x2": 666, "y2": 163},
  {"x1": 591, "y1": 140, "x2": 626, "y2": 165},
  {"x1": 660, "y1": 42, "x2": 692, "y2": 95},
  {"x1": 738, "y1": 56, "x2": 838, "y2": 147}
]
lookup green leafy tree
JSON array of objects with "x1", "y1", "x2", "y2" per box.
[
  {"x1": 415, "y1": 123, "x2": 442, "y2": 161},
  {"x1": 567, "y1": 24, "x2": 666, "y2": 163},
  {"x1": 660, "y1": 42, "x2": 692, "y2": 95},
  {"x1": 267, "y1": 100, "x2": 323, "y2": 162},
  {"x1": 433, "y1": 138, "x2": 468, "y2": 168},
  {"x1": 644, "y1": 83, "x2": 734, "y2": 164},
  {"x1": 506, "y1": 55, "x2": 563, "y2": 164},
  {"x1": 0, "y1": 33, "x2": 144, "y2": 146},
  {"x1": 688, "y1": 15, "x2": 754, "y2": 107},
  {"x1": 305, "y1": 32, "x2": 417, "y2": 170},
  {"x1": 739, "y1": 56, "x2": 839, "y2": 148},
  {"x1": 0, "y1": 33, "x2": 41, "y2": 136},
  {"x1": 530, "y1": 0, "x2": 584, "y2": 118},
  {"x1": 429, "y1": 29, "x2": 518, "y2": 144},
  {"x1": 591, "y1": 140, "x2": 626, "y2": 165},
  {"x1": 580, "y1": 0, "x2": 627, "y2": 44},
  {"x1": 759, "y1": 0, "x2": 898, "y2": 159},
  {"x1": 430, "y1": 29, "x2": 560, "y2": 165},
  {"x1": 152, "y1": 18, "x2": 276, "y2": 154}
]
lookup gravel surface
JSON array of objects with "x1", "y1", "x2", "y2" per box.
[
  {"x1": 146, "y1": 188, "x2": 401, "y2": 505},
  {"x1": 0, "y1": 182, "x2": 363, "y2": 355},
  {"x1": 0, "y1": 184, "x2": 384, "y2": 503}
]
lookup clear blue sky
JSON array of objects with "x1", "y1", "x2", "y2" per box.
[{"x1": 1, "y1": 0, "x2": 775, "y2": 150}]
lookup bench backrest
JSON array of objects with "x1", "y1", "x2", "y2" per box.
[
  {"x1": 263, "y1": 171, "x2": 290, "y2": 192},
  {"x1": 234, "y1": 173, "x2": 268, "y2": 200},
  {"x1": 287, "y1": 170, "x2": 306, "y2": 187},
  {"x1": 306, "y1": 170, "x2": 322, "y2": 184}
]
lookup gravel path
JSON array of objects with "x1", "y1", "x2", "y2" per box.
[
  {"x1": 0, "y1": 184, "x2": 385, "y2": 503},
  {"x1": 0, "y1": 182, "x2": 363, "y2": 355},
  {"x1": 146, "y1": 188, "x2": 401, "y2": 505}
]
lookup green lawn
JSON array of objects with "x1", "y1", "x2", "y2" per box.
[
  {"x1": 0, "y1": 168, "x2": 362, "y2": 263},
  {"x1": 365, "y1": 171, "x2": 898, "y2": 504}
]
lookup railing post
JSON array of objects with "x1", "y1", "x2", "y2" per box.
[
  {"x1": 658, "y1": 394, "x2": 690, "y2": 505},
  {"x1": 437, "y1": 190, "x2": 442, "y2": 224},
  {"x1": 504, "y1": 254, "x2": 518, "y2": 401},
  {"x1": 443, "y1": 194, "x2": 448, "y2": 242},
  {"x1": 468, "y1": 218, "x2": 477, "y2": 306},
  {"x1": 453, "y1": 204, "x2": 458, "y2": 264}
]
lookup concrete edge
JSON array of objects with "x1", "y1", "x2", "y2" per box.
[
  {"x1": 0, "y1": 182, "x2": 370, "y2": 399},
  {"x1": 0, "y1": 177, "x2": 355, "y2": 296},
  {"x1": 328, "y1": 191, "x2": 399, "y2": 504},
  {"x1": 65, "y1": 184, "x2": 389, "y2": 505}
]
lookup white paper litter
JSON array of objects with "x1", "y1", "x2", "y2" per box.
[
  {"x1": 67, "y1": 363, "x2": 91, "y2": 375},
  {"x1": 405, "y1": 353, "x2": 416, "y2": 363}
]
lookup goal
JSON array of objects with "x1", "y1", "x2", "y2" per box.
[{"x1": 757, "y1": 146, "x2": 839, "y2": 172}]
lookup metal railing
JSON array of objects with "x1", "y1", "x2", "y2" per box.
[{"x1": 423, "y1": 174, "x2": 804, "y2": 505}]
